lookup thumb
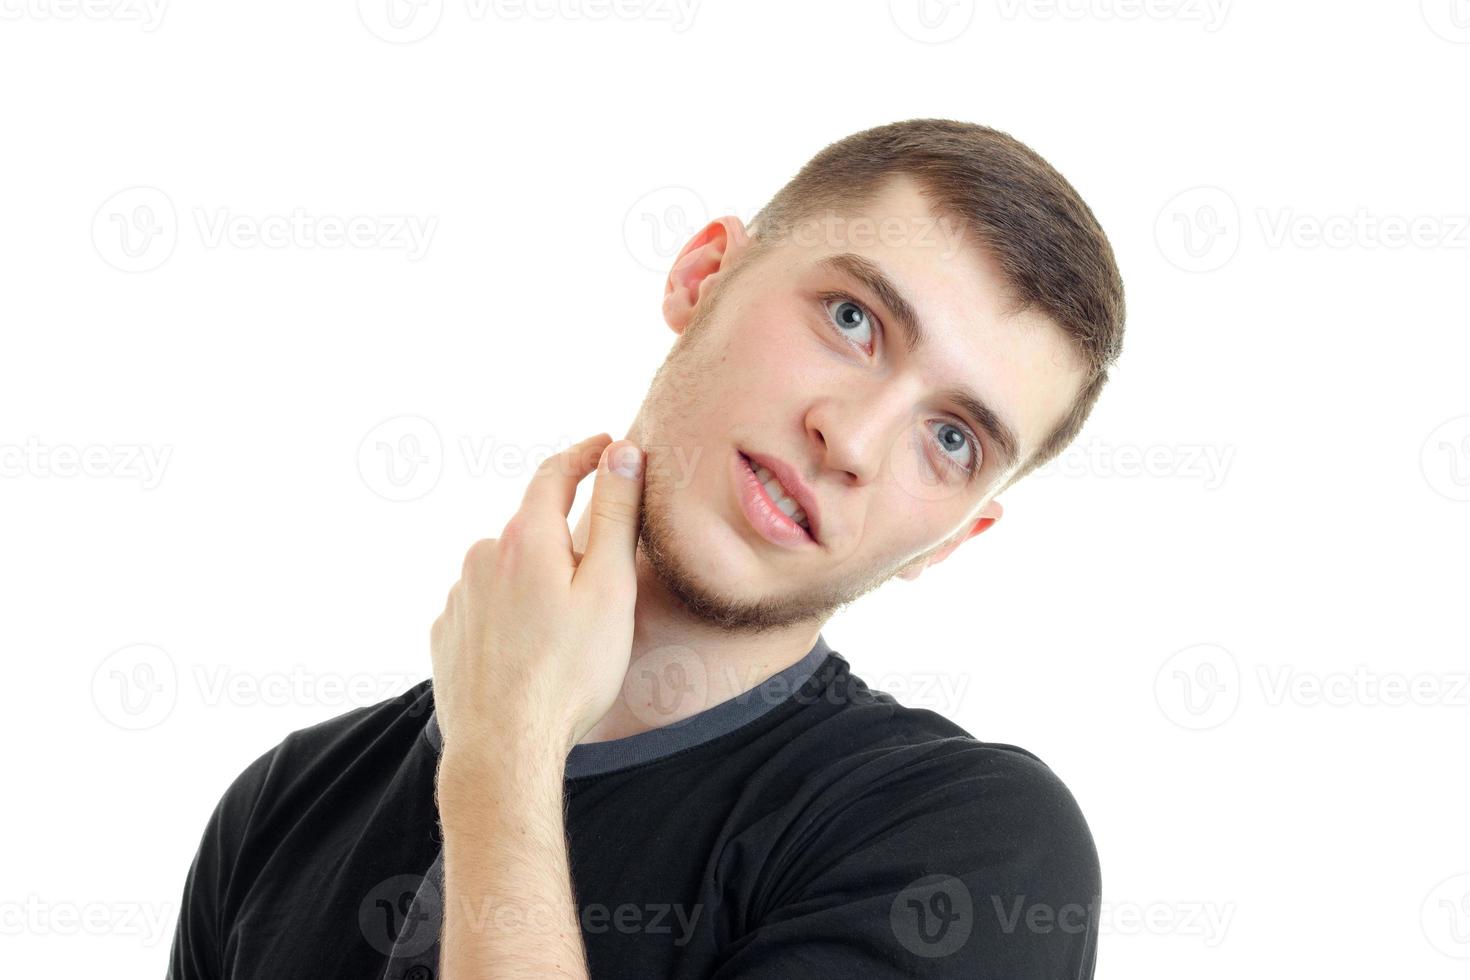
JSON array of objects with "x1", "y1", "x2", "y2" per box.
[{"x1": 576, "y1": 440, "x2": 644, "y2": 588}]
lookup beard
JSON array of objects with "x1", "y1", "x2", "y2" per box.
[
  {"x1": 637, "y1": 489, "x2": 912, "y2": 635},
  {"x1": 630, "y1": 269, "x2": 928, "y2": 636}
]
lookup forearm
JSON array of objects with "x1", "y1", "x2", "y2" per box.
[{"x1": 436, "y1": 743, "x2": 589, "y2": 979}]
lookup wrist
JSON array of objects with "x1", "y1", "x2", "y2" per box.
[{"x1": 436, "y1": 737, "x2": 566, "y2": 817}]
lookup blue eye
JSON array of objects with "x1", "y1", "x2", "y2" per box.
[
  {"x1": 930, "y1": 420, "x2": 978, "y2": 475},
  {"x1": 819, "y1": 291, "x2": 981, "y2": 480},
  {"x1": 824, "y1": 298, "x2": 874, "y2": 350}
]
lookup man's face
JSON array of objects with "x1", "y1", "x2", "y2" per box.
[{"x1": 631, "y1": 175, "x2": 1087, "y2": 633}]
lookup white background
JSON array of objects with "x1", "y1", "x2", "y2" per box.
[{"x1": 3, "y1": 1, "x2": 1468, "y2": 976}]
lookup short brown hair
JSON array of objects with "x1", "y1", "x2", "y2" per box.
[{"x1": 743, "y1": 118, "x2": 1125, "y2": 492}]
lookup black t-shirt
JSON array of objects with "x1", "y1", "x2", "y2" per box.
[{"x1": 166, "y1": 634, "x2": 1101, "y2": 979}]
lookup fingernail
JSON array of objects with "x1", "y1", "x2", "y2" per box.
[{"x1": 611, "y1": 444, "x2": 642, "y2": 479}]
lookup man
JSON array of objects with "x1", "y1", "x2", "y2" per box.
[{"x1": 167, "y1": 118, "x2": 1125, "y2": 979}]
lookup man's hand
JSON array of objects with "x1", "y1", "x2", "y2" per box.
[
  {"x1": 429, "y1": 433, "x2": 644, "y2": 978},
  {"x1": 429, "y1": 431, "x2": 645, "y2": 768}
]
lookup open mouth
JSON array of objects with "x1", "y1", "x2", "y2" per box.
[{"x1": 738, "y1": 451, "x2": 816, "y2": 544}]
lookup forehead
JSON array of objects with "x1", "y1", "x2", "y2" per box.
[{"x1": 764, "y1": 174, "x2": 1087, "y2": 473}]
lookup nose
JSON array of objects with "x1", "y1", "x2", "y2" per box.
[{"x1": 804, "y1": 380, "x2": 915, "y2": 486}]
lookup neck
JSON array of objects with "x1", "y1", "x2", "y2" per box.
[{"x1": 568, "y1": 475, "x2": 825, "y2": 745}]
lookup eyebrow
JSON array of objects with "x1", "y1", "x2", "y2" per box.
[{"x1": 815, "y1": 252, "x2": 1022, "y2": 473}]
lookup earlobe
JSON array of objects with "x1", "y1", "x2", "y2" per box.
[
  {"x1": 898, "y1": 502, "x2": 1004, "y2": 582},
  {"x1": 971, "y1": 499, "x2": 1003, "y2": 537},
  {"x1": 662, "y1": 216, "x2": 749, "y2": 335}
]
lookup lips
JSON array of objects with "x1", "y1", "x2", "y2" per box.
[{"x1": 738, "y1": 449, "x2": 822, "y2": 547}]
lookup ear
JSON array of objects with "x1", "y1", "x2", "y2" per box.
[
  {"x1": 662, "y1": 216, "x2": 750, "y2": 335},
  {"x1": 897, "y1": 499, "x2": 1004, "y2": 582}
]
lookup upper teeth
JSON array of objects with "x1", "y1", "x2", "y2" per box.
[{"x1": 750, "y1": 460, "x2": 810, "y2": 530}]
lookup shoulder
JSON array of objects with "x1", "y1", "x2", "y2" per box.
[
  {"x1": 782, "y1": 652, "x2": 1101, "y2": 900},
  {"x1": 724, "y1": 655, "x2": 1101, "y2": 977},
  {"x1": 205, "y1": 676, "x2": 435, "y2": 840},
  {"x1": 169, "y1": 679, "x2": 436, "y2": 976},
  {"x1": 805, "y1": 654, "x2": 1095, "y2": 831}
]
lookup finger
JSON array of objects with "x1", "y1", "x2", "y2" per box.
[
  {"x1": 518, "y1": 432, "x2": 612, "y2": 524},
  {"x1": 574, "y1": 439, "x2": 644, "y2": 591}
]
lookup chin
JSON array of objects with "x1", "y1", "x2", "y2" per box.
[
  {"x1": 682, "y1": 510, "x2": 767, "y2": 576},
  {"x1": 645, "y1": 489, "x2": 768, "y2": 586}
]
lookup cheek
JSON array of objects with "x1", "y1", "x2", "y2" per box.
[
  {"x1": 853, "y1": 485, "x2": 954, "y2": 570},
  {"x1": 882, "y1": 428, "x2": 972, "y2": 509},
  {"x1": 740, "y1": 309, "x2": 850, "y2": 397}
]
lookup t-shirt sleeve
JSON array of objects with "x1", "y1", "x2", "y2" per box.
[
  {"x1": 165, "y1": 742, "x2": 281, "y2": 980},
  {"x1": 710, "y1": 739, "x2": 1101, "y2": 979}
]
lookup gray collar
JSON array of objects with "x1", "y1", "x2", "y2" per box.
[{"x1": 422, "y1": 633, "x2": 833, "y2": 779}]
